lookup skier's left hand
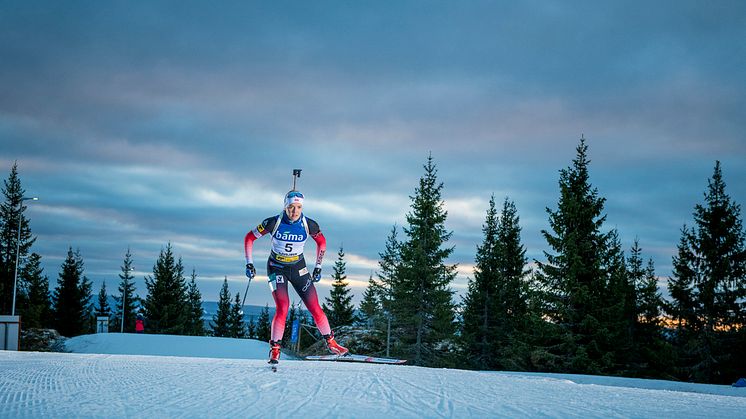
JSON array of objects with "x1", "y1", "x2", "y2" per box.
[{"x1": 312, "y1": 267, "x2": 322, "y2": 282}]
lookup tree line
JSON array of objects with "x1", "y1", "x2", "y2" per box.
[
  {"x1": 354, "y1": 140, "x2": 744, "y2": 385},
  {"x1": 3, "y1": 138, "x2": 744, "y2": 384}
]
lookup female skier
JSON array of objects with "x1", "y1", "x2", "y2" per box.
[{"x1": 244, "y1": 190, "x2": 348, "y2": 365}]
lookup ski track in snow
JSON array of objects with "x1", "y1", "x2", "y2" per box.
[{"x1": 2, "y1": 351, "x2": 746, "y2": 418}]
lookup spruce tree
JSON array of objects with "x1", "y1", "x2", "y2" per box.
[
  {"x1": 0, "y1": 162, "x2": 36, "y2": 314},
  {"x1": 247, "y1": 316, "x2": 257, "y2": 339},
  {"x1": 95, "y1": 281, "x2": 111, "y2": 317},
  {"x1": 18, "y1": 253, "x2": 51, "y2": 328},
  {"x1": 52, "y1": 248, "x2": 93, "y2": 337},
  {"x1": 358, "y1": 274, "x2": 382, "y2": 327},
  {"x1": 377, "y1": 225, "x2": 401, "y2": 314},
  {"x1": 142, "y1": 243, "x2": 188, "y2": 334},
  {"x1": 461, "y1": 195, "x2": 501, "y2": 369},
  {"x1": 462, "y1": 196, "x2": 531, "y2": 370},
  {"x1": 534, "y1": 138, "x2": 615, "y2": 374},
  {"x1": 667, "y1": 226, "x2": 699, "y2": 340},
  {"x1": 113, "y1": 249, "x2": 138, "y2": 333},
  {"x1": 256, "y1": 304, "x2": 271, "y2": 342},
  {"x1": 668, "y1": 161, "x2": 746, "y2": 383},
  {"x1": 629, "y1": 242, "x2": 672, "y2": 378},
  {"x1": 211, "y1": 278, "x2": 232, "y2": 337},
  {"x1": 492, "y1": 197, "x2": 531, "y2": 369},
  {"x1": 390, "y1": 155, "x2": 457, "y2": 366},
  {"x1": 362, "y1": 225, "x2": 402, "y2": 354},
  {"x1": 323, "y1": 246, "x2": 355, "y2": 328},
  {"x1": 185, "y1": 270, "x2": 205, "y2": 336},
  {"x1": 602, "y1": 230, "x2": 637, "y2": 372},
  {"x1": 229, "y1": 292, "x2": 246, "y2": 338},
  {"x1": 639, "y1": 259, "x2": 663, "y2": 325}
]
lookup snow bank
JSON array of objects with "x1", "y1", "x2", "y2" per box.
[{"x1": 64, "y1": 333, "x2": 282, "y2": 360}]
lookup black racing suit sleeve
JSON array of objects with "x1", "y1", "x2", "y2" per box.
[
  {"x1": 305, "y1": 217, "x2": 321, "y2": 236},
  {"x1": 261, "y1": 215, "x2": 278, "y2": 234}
]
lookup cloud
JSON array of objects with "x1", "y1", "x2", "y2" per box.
[{"x1": 3, "y1": 0, "x2": 745, "y2": 304}]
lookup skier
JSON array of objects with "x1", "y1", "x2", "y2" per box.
[{"x1": 244, "y1": 189, "x2": 348, "y2": 365}]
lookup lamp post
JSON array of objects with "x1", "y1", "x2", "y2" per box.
[{"x1": 11, "y1": 196, "x2": 38, "y2": 317}]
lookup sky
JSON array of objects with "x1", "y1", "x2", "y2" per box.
[{"x1": 1, "y1": 1, "x2": 745, "y2": 306}]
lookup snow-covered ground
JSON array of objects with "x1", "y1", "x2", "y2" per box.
[
  {"x1": 64, "y1": 332, "x2": 298, "y2": 360},
  {"x1": 1, "y1": 334, "x2": 745, "y2": 418}
]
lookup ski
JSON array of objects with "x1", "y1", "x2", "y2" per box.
[
  {"x1": 305, "y1": 353, "x2": 406, "y2": 365},
  {"x1": 269, "y1": 360, "x2": 278, "y2": 372}
]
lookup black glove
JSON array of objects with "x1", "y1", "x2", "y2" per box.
[
  {"x1": 245, "y1": 263, "x2": 256, "y2": 279},
  {"x1": 312, "y1": 267, "x2": 322, "y2": 282}
]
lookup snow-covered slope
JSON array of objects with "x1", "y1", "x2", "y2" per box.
[{"x1": 1, "y1": 334, "x2": 744, "y2": 418}]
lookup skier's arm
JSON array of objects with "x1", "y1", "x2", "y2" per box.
[
  {"x1": 244, "y1": 231, "x2": 259, "y2": 265},
  {"x1": 311, "y1": 231, "x2": 326, "y2": 269},
  {"x1": 244, "y1": 217, "x2": 274, "y2": 264}
]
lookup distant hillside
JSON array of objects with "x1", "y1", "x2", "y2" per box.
[{"x1": 200, "y1": 301, "x2": 271, "y2": 321}]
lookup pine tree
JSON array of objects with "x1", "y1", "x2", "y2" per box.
[
  {"x1": 142, "y1": 243, "x2": 188, "y2": 334},
  {"x1": 355, "y1": 226, "x2": 403, "y2": 354},
  {"x1": 390, "y1": 154, "x2": 457, "y2": 366},
  {"x1": 0, "y1": 162, "x2": 36, "y2": 315},
  {"x1": 492, "y1": 197, "x2": 531, "y2": 370},
  {"x1": 247, "y1": 316, "x2": 257, "y2": 339},
  {"x1": 667, "y1": 226, "x2": 699, "y2": 339},
  {"x1": 95, "y1": 281, "x2": 111, "y2": 317},
  {"x1": 377, "y1": 225, "x2": 401, "y2": 315},
  {"x1": 52, "y1": 248, "x2": 93, "y2": 337},
  {"x1": 323, "y1": 246, "x2": 355, "y2": 328},
  {"x1": 256, "y1": 304, "x2": 271, "y2": 342},
  {"x1": 462, "y1": 196, "x2": 531, "y2": 370},
  {"x1": 461, "y1": 195, "x2": 501, "y2": 369},
  {"x1": 18, "y1": 253, "x2": 51, "y2": 328},
  {"x1": 211, "y1": 278, "x2": 232, "y2": 337},
  {"x1": 630, "y1": 241, "x2": 666, "y2": 339},
  {"x1": 628, "y1": 242, "x2": 672, "y2": 378},
  {"x1": 229, "y1": 292, "x2": 246, "y2": 338},
  {"x1": 358, "y1": 274, "x2": 382, "y2": 327},
  {"x1": 534, "y1": 138, "x2": 616, "y2": 374},
  {"x1": 112, "y1": 249, "x2": 138, "y2": 333},
  {"x1": 185, "y1": 269, "x2": 205, "y2": 336},
  {"x1": 668, "y1": 161, "x2": 746, "y2": 383},
  {"x1": 602, "y1": 230, "x2": 637, "y2": 372}
]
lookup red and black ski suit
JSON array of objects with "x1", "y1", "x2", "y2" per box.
[{"x1": 244, "y1": 212, "x2": 331, "y2": 342}]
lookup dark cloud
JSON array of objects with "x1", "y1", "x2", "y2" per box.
[{"x1": 2, "y1": 1, "x2": 745, "y2": 303}]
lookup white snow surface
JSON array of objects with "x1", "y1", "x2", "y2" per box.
[{"x1": 0, "y1": 334, "x2": 744, "y2": 418}]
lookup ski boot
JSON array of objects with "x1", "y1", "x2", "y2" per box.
[
  {"x1": 268, "y1": 340, "x2": 281, "y2": 365},
  {"x1": 323, "y1": 332, "x2": 349, "y2": 356}
]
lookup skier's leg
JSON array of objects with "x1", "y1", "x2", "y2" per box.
[
  {"x1": 289, "y1": 262, "x2": 347, "y2": 355},
  {"x1": 268, "y1": 263, "x2": 290, "y2": 342},
  {"x1": 288, "y1": 262, "x2": 331, "y2": 335}
]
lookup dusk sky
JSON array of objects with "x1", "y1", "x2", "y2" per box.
[{"x1": 2, "y1": 1, "x2": 745, "y2": 307}]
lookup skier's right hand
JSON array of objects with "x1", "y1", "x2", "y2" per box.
[{"x1": 245, "y1": 263, "x2": 256, "y2": 279}]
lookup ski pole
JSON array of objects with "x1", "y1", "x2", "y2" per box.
[{"x1": 238, "y1": 276, "x2": 252, "y2": 315}]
